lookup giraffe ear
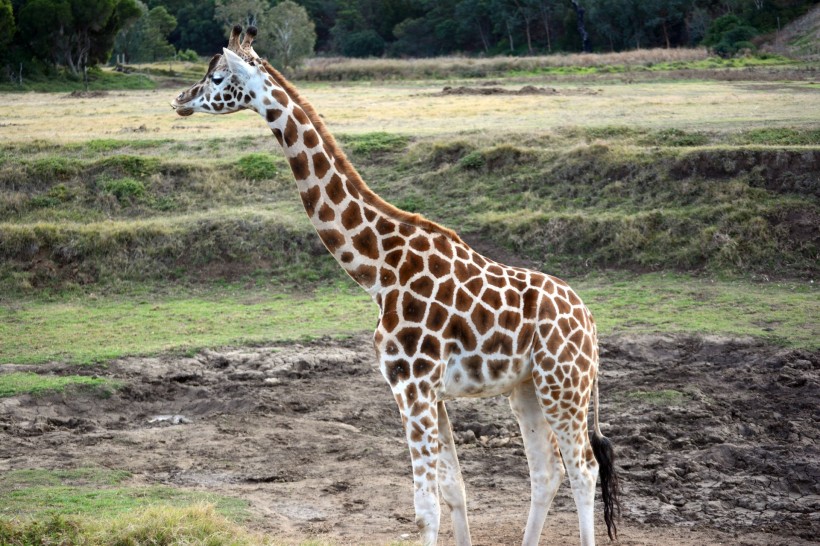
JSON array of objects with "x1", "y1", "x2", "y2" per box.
[{"x1": 222, "y1": 48, "x2": 252, "y2": 80}]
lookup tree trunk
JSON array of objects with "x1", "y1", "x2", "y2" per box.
[
  {"x1": 539, "y1": 4, "x2": 552, "y2": 53},
  {"x1": 570, "y1": 0, "x2": 590, "y2": 52},
  {"x1": 506, "y1": 19, "x2": 514, "y2": 52},
  {"x1": 476, "y1": 21, "x2": 490, "y2": 53},
  {"x1": 662, "y1": 20, "x2": 670, "y2": 49}
]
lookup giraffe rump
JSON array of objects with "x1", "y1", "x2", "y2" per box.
[{"x1": 590, "y1": 431, "x2": 621, "y2": 540}]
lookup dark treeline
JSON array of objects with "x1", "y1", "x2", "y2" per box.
[
  {"x1": 156, "y1": 0, "x2": 813, "y2": 57},
  {"x1": 0, "y1": 0, "x2": 814, "y2": 82}
]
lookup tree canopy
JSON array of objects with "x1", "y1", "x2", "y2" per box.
[{"x1": 1, "y1": 0, "x2": 815, "y2": 80}]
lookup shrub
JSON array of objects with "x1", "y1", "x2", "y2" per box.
[
  {"x1": 702, "y1": 15, "x2": 758, "y2": 58},
  {"x1": 177, "y1": 49, "x2": 199, "y2": 62},
  {"x1": 103, "y1": 178, "x2": 145, "y2": 202},
  {"x1": 235, "y1": 153, "x2": 278, "y2": 181},
  {"x1": 459, "y1": 151, "x2": 485, "y2": 170}
]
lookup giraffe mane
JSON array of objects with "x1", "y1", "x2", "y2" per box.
[{"x1": 259, "y1": 60, "x2": 464, "y2": 245}]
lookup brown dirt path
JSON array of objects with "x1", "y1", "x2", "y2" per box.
[{"x1": 1, "y1": 334, "x2": 818, "y2": 545}]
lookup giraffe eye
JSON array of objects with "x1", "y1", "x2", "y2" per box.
[{"x1": 211, "y1": 76, "x2": 224, "y2": 85}]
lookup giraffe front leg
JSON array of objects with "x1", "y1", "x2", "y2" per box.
[
  {"x1": 383, "y1": 358, "x2": 442, "y2": 546},
  {"x1": 437, "y1": 400, "x2": 472, "y2": 546}
]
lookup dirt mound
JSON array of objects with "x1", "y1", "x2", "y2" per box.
[
  {"x1": 437, "y1": 85, "x2": 600, "y2": 96},
  {"x1": 1, "y1": 334, "x2": 818, "y2": 544},
  {"x1": 64, "y1": 90, "x2": 110, "y2": 99}
]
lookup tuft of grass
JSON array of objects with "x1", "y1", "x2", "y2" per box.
[
  {"x1": 738, "y1": 127, "x2": 820, "y2": 146},
  {"x1": 235, "y1": 153, "x2": 279, "y2": 181},
  {"x1": 342, "y1": 132, "x2": 409, "y2": 155},
  {"x1": 0, "y1": 372, "x2": 112, "y2": 398},
  {"x1": 102, "y1": 177, "x2": 146, "y2": 202},
  {"x1": 641, "y1": 128, "x2": 710, "y2": 147}
]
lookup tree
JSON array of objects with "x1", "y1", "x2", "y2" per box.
[
  {"x1": 114, "y1": 1, "x2": 177, "y2": 62},
  {"x1": 268, "y1": 0, "x2": 316, "y2": 68},
  {"x1": 214, "y1": 0, "x2": 269, "y2": 40},
  {"x1": 17, "y1": 0, "x2": 141, "y2": 75},
  {"x1": 0, "y1": 0, "x2": 14, "y2": 54},
  {"x1": 702, "y1": 13, "x2": 758, "y2": 57}
]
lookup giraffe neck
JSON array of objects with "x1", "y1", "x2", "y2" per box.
[{"x1": 251, "y1": 63, "x2": 461, "y2": 297}]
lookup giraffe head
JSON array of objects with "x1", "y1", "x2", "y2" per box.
[{"x1": 171, "y1": 25, "x2": 266, "y2": 117}]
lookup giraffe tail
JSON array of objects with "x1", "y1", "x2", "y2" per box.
[{"x1": 591, "y1": 375, "x2": 621, "y2": 541}]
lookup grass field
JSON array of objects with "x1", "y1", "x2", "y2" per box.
[{"x1": 1, "y1": 55, "x2": 818, "y2": 544}]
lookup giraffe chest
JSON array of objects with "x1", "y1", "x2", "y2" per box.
[{"x1": 438, "y1": 351, "x2": 534, "y2": 401}]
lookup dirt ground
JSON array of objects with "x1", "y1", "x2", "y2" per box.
[{"x1": 1, "y1": 333, "x2": 818, "y2": 545}]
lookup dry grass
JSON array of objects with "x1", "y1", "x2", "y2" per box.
[
  {"x1": 1, "y1": 80, "x2": 817, "y2": 144},
  {"x1": 297, "y1": 48, "x2": 711, "y2": 80}
]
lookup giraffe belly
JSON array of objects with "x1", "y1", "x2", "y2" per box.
[{"x1": 438, "y1": 353, "x2": 533, "y2": 401}]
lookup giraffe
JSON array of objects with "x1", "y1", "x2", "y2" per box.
[{"x1": 171, "y1": 25, "x2": 620, "y2": 546}]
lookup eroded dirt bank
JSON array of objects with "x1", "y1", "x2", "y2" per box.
[{"x1": 1, "y1": 334, "x2": 818, "y2": 545}]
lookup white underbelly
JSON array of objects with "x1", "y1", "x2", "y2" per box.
[{"x1": 438, "y1": 353, "x2": 533, "y2": 401}]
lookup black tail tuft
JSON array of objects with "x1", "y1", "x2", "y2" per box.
[{"x1": 591, "y1": 432, "x2": 621, "y2": 541}]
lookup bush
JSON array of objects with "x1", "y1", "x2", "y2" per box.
[
  {"x1": 702, "y1": 15, "x2": 758, "y2": 58},
  {"x1": 177, "y1": 49, "x2": 199, "y2": 62},
  {"x1": 235, "y1": 153, "x2": 278, "y2": 181},
  {"x1": 103, "y1": 178, "x2": 145, "y2": 202},
  {"x1": 339, "y1": 30, "x2": 385, "y2": 58}
]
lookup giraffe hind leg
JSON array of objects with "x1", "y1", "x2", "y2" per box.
[
  {"x1": 532, "y1": 354, "x2": 600, "y2": 546},
  {"x1": 509, "y1": 379, "x2": 565, "y2": 546},
  {"x1": 436, "y1": 400, "x2": 471, "y2": 546}
]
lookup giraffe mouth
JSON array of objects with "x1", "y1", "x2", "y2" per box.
[{"x1": 171, "y1": 102, "x2": 195, "y2": 117}]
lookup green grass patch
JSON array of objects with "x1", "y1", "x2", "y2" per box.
[
  {"x1": 0, "y1": 467, "x2": 258, "y2": 545},
  {"x1": 0, "y1": 372, "x2": 112, "y2": 398},
  {"x1": 0, "y1": 69, "x2": 154, "y2": 93},
  {"x1": 0, "y1": 284, "x2": 375, "y2": 365},
  {"x1": 341, "y1": 132, "x2": 410, "y2": 155},
  {"x1": 235, "y1": 152, "x2": 279, "y2": 181}
]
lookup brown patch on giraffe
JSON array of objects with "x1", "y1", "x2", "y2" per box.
[
  {"x1": 349, "y1": 264, "x2": 376, "y2": 287},
  {"x1": 376, "y1": 217, "x2": 396, "y2": 235},
  {"x1": 483, "y1": 288, "x2": 503, "y2": 310},
  {"x1": 380, "y1": 291, "x2": 399, "y2": 332},
  {"x1": 410, "y1": 422, "x2": 425, "y2": 443},
  {"x1": 303, "y1": 128, "x2": 320, "y2": 149},
  {"x1": 443, "y1": 315, "x2": 477, "y2": 352},
  {"x1": 471, "y1": 305, "x2": 495, "y2": 335},
  {"x1": 401, "y1": 292, "x2": 426, "y2": 323},
  {"x1": 292, "y1": 106, "x2": 309, "y2": 125},
  {"x1": 546, "y1": 327, "x2": 562, "y2": 355},
  {"x1": 272, "y1": 128, "x2": 284, "y2": 146},
  {"x1": 427, "y1": 255, "x2": 451, "y2": 278},
  {"x1": 384, "y1": 249, "x2": 403, "y2": 269},
  {"x1": 288, "y1": 151, "x2": 309, "y2": 180},
  {"x1": 555, "y1": 297, "x2": 571, "y2": 315},
  {"x1": 363, "y1": 207, "x2": 376, "y2": 222},
  {"x1": 569, "y1": 329, "x2": 585, "y2": 349},
  {"x1": 409, "y1": 236, "x2": 431, "y2": 253},
  {"x1": 509, "y1": 277, "x2": 527, "y2": 291},
  {"x1": 540, "y1": 297, "x2": 558, "y2": 321},
  {"x1": 488, "y1": 359, "x2": 509, "y2": 380},
  {"x1": 419, "y1": 335, "x2": 441, "y2": 360},
  {"x1": 382, "y1": 236, "x2": 405, "y2": 252},
  {"x1": 573, "y1": 307, "x2": 586, "y2": 325},
  {"x1": 413, "y1": 358, "x2": 435, "y2": 377},
  {"x1": 379, "y1": 268, "x2": 396, "y2": 287},
  {"x1": 397, "y1": 327, "x2": 423, "y2": 356},
  {"x1": 487, "y1": 264, "x2": 504, "y2": 276},
  {"x1": 426, "y1": 302, "x2": 448, "y2": 332},
  {"x1": 313, "y1": 152, "x2": 331, "y2": 179},
  {"x1": 318, "y1": 229, "x2": 345, "y2": 253},
  {"x1": 409, "y1": 276, "x2": 434, "y2": 299},
  {"x1": 434, "y1": 278, "x2": 456, "y2": 307},
  {"x1": 398, "y1": 251, "x2": 424, "y2": 285},
  {"x1": 504, "y1": 289, "x2": 521, "y2": 309},
  {"x1": 341, "y1": 201, "x2": 362, "y2": 230},
  {"x1": 325, "y1": 174, "x2": 346, "y2": 204},
  {"x1": 284, "y1": 117, "x2": 299, "y2": 147},
  {"x1": 344, "y1": 180, "x2": 360, "y2": 199},
  {"x1": 299, "y1": 185, "x2": 321, "y2": 217},
  {"x1": 472, "y1": 253, "x2": 487, "y2": 268},
  {"x1": 272, "y1": 89, "x2": 290, "y2": 107},
  {"x1": 454, "y1": 260, "x2": 480, "y2": 282},
  {"x1": 385, "y1": 359, "x2": 410, "y2": 386},
  {"x1": 462, "y1": 355, "x2": 483, "y2": 382},
  {"x1": 340, "y1": 252, "x2": 353, "y2": 264},
  {"x1": 567, "y1": 290, "x2": 582, "y2": 307},
  {"x1": 464, "y1": 277, "x2": 484, "y2": 298},
  {"x1": 411, "y1": 401, "x2": 427, "y2": 418},
  {"x1": 498, "y1": 310, "x2": 522, "y2": 332},
  {"x1": 433, "y1": 236, "x2": 453, "y2": 259},
  {"x1": 455, "y1": 246, "x2": 469, "y2": 260},
  {"x1": 352, "y1": 228, "x2": 380, "y2": 260},
  {"x1": 398, "y1": 223, "x2": 416, "y2": 237},
  {"x1": 266, "y1": 108, "x2": 283, "y2": 123},
  {"x1": 482, "y1": 331, "x2": 513, "y2": 355},
  {"x1": 516, "y1": 323, "x2": 536, "y2": 353},
  {"x1": 454, "y1": 288, "x2": 473, "y2": 314},
  {"x1": 522, "y1": 288, "x2": 540, "y2": 319},
  {"x1": 317, "y1": 203, "x2": 335, "y2": 222},
  {"x1": 418, "y1": 380, "x2": 432, "y2": 398},
  {"x1": 405, "y1": 382, "x2": 418, "y2": 405},
  {"x1": 558, "y1": 343, "x2": 577, "y2": 363}
]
